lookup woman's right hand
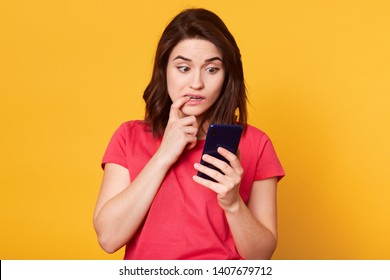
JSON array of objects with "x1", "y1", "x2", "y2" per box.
[
  {"x1": 94, "y1": 99, "x2": 197, "y2": 252},
  {"x1": 156, "y1": 96, "x2": 198, "y2": 167}
]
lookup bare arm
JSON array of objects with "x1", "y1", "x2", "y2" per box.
[
  {"x1": 93, "y1": 158, "x2": 170, "y2": 253},
  {"x1": 193, "y1": 148, "x2": 278, "y2": 259},
  {"x1": 225, "y1": 178, "x2": 278, "y2": 259},
  {"x1": 94, "y1": 96, "x2": 197, "y2": 253}
]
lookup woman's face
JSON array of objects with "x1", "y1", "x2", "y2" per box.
[{"x1": 166, "y1": 38, "x2": 225, "y2": 122}]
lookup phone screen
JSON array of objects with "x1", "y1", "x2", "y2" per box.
[{"x1": 197, "y1": 124, "x2": 243, "y2": 182}]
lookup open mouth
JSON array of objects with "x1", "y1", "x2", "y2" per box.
[{"x1": 186, "y1": 95, "x2": 204, "y2": 100}]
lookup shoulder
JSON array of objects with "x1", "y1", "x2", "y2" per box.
[
  {"x1": 115, "y1": 120, "x2": 152, "y2": 136},
  {"x1": 239, "y1": 124, "x2": 276, "y2": 156},
  {"x1": 240, "y1": 124, "x2": 285, "y2": 182},
  {"x1": 109, "y1": 120, "x2": 153, "y2": 145},
  {"x1": 241, "y1": 124, "x2": 270, "y2": 143},
  {"x1": 119, "y1": 120, "x2": 150, "y2": 131}
]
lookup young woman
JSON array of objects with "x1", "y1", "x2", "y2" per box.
[{"x1": 93, "y1": 8, "x2": 285, "y2": 260}]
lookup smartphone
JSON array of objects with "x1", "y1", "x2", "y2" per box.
[{"x1": 197, "y1": 124, "x2": 243, "y2": 182}]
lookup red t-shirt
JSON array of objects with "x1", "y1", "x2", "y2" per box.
[{"x1": 102, "y1": 120, "x2": 285, "y2": 259}]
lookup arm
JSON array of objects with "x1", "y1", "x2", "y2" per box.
[
  {"x1": 225, "y1": 178, "x2": 278, "y2": 259},
  {"x1": 94, "y1": 96, "x2": 197, "y2": 253},
  {"x1": 193, "y1": 148, "x2": 278, "y2": 259},
  {"x1": 93, "y1": 158, "x2": 171, "y2": 253}
]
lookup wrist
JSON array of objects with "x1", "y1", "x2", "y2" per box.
[
  {"x1": 152, "y1": 149, "x2": 174, "y2": 170},
  {"x1": 223, "y1": 197, "x2": 244, "y2": 215}
]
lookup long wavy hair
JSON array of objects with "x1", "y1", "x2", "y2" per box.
[{"x1": 143, "y1": 8, "x2": 247, "y2": 137}]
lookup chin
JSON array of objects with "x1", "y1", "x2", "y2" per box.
[{"x1": 181, "y1": 107, "x2": 206, "y2": 118}]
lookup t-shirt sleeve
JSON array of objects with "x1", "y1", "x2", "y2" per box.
[
  {"x1": 101, "y1": 123, "x2": 128, "y2": 170},
  {"x1": 254, "y1": 134, "x2": 285, "y2": 181}
]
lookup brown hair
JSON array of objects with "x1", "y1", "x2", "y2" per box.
[{"x1": 143, "y1": 8, "x2": 247, "y2": 137}]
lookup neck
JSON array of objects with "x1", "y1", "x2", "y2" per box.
[{"x1": 196, "y1": 120, "x2": 209, "y2": 140}]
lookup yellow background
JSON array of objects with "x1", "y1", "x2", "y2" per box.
[{"x1": 1, "y1": 0, "x2": 389, "y2": 259}]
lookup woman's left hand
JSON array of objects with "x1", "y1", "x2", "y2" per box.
[{"x1": 193, "y1": 147, "x2": 244, "y2": 213}]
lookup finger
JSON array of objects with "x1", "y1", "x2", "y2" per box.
[
  {"x1": 192, "y1": 174, "x2": 223, "y2": 193},
  {"x1": 193, "y1": 161, "x2": 226, "y2": 184},
  {"x1": 200, "y1": 153, "x2": 233, "y2": 178},
  {"x1": 217, "y1": 147, "x2": 243, "y2": 175},
  {"x1": 178, "y1": 115, "x2": 198, "y2": 129},
  {"x1": 193, "y1": 172, "x2": 233, "y2": 198},
  {"x1": 182, "y1": 125, "x2": 198, "y2": 136},
  {"x1": 169, "y1": 96, "x2": 191, "y2": 120},
  {"x1": 186, "y1": 135, "x2": 198, "y2": 150},
  {"x1": 199, "y1": 150, "x2": 243, "y2": 181}
]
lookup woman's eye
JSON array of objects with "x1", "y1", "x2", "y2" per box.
[
  {"x1": 206, "y1": 67, "x2": 219, "y2": 73},
  {"x1": 177, "y1": 66, "x2": 190, "y2": 72}
]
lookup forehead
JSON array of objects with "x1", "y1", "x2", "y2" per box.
[{"x1": 169, "y1": 38, "x2": 222, "y2": 59}]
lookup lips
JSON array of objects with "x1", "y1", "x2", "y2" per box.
[{"x1": 185, "y1": 94, "x2": 205, "y2": 100}]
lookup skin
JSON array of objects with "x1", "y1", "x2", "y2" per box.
[
  {"x1": 166, "y1": 39, "x2": 225, "y2": 135},
  {"x1": 193, "y1": 150, "x2": 278, "y2": 259},
  {"x1": 93, "y1": 38, "x2": 278, "y2": 259}
]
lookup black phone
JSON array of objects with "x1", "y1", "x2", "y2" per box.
[{"x1": 197, "y1": 124, "x2": 243, "y2": 182}]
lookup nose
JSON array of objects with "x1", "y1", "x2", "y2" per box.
[{"x1": 189, "y1": 71, "x2": 204, "y2": 90}]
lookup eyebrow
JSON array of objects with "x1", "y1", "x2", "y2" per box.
[{"x1": 173, "y1": 55, "x2": 223, "y2": 63}]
